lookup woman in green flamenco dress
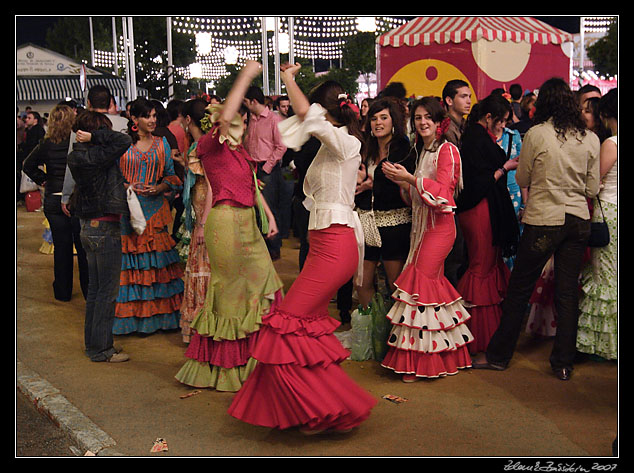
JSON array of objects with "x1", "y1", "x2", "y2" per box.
[{"x1": 175, "y1": 61, "x2": 283, "y2": 392}]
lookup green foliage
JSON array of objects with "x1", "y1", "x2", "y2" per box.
[
  {"x1": 45, "y1": 16, "x2": 196, "y2": 101},
  {"x1": 586, "y1": 19, "x2": 618, "y2": 77}
]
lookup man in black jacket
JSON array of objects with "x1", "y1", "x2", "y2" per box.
[{"x1": 67, "y1": 111, "x2": 132, "y2": 363}]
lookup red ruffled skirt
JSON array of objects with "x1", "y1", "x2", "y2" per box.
[
  {"x1": 381, "y1": 213, "x2": 473, "y2": 378},
  {"x1": 228, "y1": 225, "x2": 377, "y2": 431},
  {"x1": 457, "y1": 199, "x2": 509, "y2": 353}
]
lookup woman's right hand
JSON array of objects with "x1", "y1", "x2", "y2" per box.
[
  {"x1": 243, "y1": 60, "x2": 262, "y2": 79},
  {"x1": 281, "y1": 62, "x2": 301, "y2": 82}
]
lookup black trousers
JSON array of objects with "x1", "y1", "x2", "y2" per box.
[
  {"x1": 44, "y1": 211, "x2": 89, "y2": 301},
  {"x1": 486, "y1": 214, "x2": 591, "y2": 370}
]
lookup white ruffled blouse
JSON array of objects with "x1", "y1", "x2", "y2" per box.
[{"x1": 278, "y1": 103, "x2": 364, "y2": 283}]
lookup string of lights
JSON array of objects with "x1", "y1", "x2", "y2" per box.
[{"x1": 92, "y1": 16, "x2": 410, "y2": 81}]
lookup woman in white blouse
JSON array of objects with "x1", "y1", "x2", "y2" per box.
[{"x1": 229, "y1": 63, "x2": 377, "y2": 434}]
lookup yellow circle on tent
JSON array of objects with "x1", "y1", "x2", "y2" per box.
[{"x1": 386, "y1": 58, "x2": 477, "y2": 103}]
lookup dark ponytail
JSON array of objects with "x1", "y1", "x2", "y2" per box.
[
  {"x1": 308, "y1": 80, "x2": 363, "y2": 144},
  {"x1": 465, "y1": 93, "x2": 512, "y2": 130}
]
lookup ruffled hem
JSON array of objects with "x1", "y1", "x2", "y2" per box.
[
  {"x1": 190, "y1": 287, "x2": 282, "y2": 342},
  {"x1": 120, "y1": 263, "x2": 184, "y2": 286},
  {"x1": 183, "y1": 331, "x2": 259, "y2": 369},
  {"x1": 113, "y1": 311, "x2": 180, "y2": 334},
  {"x1": 116, "y1": 293, "x2": 183, "y2": 318},
  {"x1": 392, "y1": 265, "x2": 464, "y2": 307},
  {"x1": 386, "y1": 296, "x2": 471, "y2": 331},
  {"x1": 121, "y1": 202, "x2": 178, "y2": 253},
  {"x1": 457, "y1": 260, "x2": 509, "y2": 306},
  {"x1": 175, "y1": 357, "x2": 258, "y2": 392},
  {"x1": 381, "y1": 345, "x2": 472, "y2": 378},
  {"x1": 464, "y1": 304, "x2": 501, "y2": 353},
  {"x1": 118, "y1": 278, "x2": 184, "y2": 302},
  {"x1": 228, "y1": 362, "x2": 377, "y2": 431}
]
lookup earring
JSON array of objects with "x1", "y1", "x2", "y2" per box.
[{"x1": 131, "y1": 124, "x2": 138, "y2": 132}]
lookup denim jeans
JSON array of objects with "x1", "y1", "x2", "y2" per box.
[
  {"x1": 79, "y1": 219, "x2": 122, "y2": 362},
  {"x1": 486, "y1": 214, "x2": 591, "y2": 370}
]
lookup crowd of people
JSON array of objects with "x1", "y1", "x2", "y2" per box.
[{"x1": 18, "y1": 60, "x2": 617, "y2": 434}]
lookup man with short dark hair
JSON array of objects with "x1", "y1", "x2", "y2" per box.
[
  {"x1": 441, "y1": 79, "x2": 472, "y2": 286},
  {"x1": 442, "y1": 79, "x2": 471, "y2": 147},
  {"x1": 243, "y1": 86, "x2": 287, "y2": 260}
]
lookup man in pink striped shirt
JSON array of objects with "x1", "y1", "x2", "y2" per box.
[{"x1": 243, "y1": 86, "x2": 287, "y2": 260}]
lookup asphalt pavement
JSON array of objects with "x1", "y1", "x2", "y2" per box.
[{"x1": 16, "y1": 205, "x2": 620, "y2": 461}]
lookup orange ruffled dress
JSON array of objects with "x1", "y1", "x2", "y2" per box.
[{"x1": 116, "y1": 136, "x2": 184, "y2": 334}]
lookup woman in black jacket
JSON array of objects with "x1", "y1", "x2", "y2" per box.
[
  {"x1": 22, "y1": 104, "x2": 88, "y2": 302},
  {"x1": 67, "y1": 111, "x2": 132, "y2": 363},
  {"x1": 456, "y1": 94, "x2": 520, "y2": 355}
]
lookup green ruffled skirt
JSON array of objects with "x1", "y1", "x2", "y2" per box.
[
  {"x1": 175, "y1": 204, "x2": 284, "y2": 392},
  {"x1": 577, "y1": 199, "x2": 618, "y2": 360}
]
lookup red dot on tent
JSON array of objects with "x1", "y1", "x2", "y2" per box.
[
  {"x1": 426, "y1": 66, "x2": 438, "y2": 81},
  {"x1": 455, "y1": 310, "x2": 462, "y2": 319}
]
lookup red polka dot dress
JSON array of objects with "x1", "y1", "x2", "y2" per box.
[{"x1": 381, "y1": 142, "x2": 473, "y2": 379}]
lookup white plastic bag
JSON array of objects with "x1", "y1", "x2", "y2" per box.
[
  {"x1": 350, "y1": 307, "x2": 374, "y2": 361},
  {"x1": 127, "y1": 187, "x2": 146, "y2": 235},
  {"x1": 20, "y1": 171, "x2": 39, "y2": 193}
]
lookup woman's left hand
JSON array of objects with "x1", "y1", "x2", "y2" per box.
[{"x1": 266, "y1": 218, "x2": 279, "y2": 240}]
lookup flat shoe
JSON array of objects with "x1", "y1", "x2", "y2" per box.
[
  {"x1": 402, "y1": 374, "x2": 419, "y2": 383},
  {"x1": 107, "y1": 352, "x2": 130, "y2": 363}
]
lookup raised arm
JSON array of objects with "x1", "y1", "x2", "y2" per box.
[
  {"x1": 280, "y1": 63, "x2": 310, "y2": 120},
  {"x1": 219, "y1": 60, "x2": 262, "y2": 136}
]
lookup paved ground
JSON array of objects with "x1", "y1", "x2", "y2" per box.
[{"x1": 16, "y1": 205, "x2": 620, "y2": 461}]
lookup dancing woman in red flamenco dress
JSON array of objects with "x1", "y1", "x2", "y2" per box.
[{"x1": 228, "y1": 63, "x2": 377, "y2": 433}]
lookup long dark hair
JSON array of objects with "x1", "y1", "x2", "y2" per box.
[
  {"x1": 181, "y1": 98, "x2": 209, "y2": 131},
  {"x1": 364, "y1": 97, "x2": 407, "y2": 164},
  {"x1": 532, "y1": 77, "x2": 587, "y2": 140},
  {"x1": 308, "y1": 80, "x2": 363, "y2": 144},
  {"x1": 465, "y1": 93, "x2": 512, "y2": 130},
  {"x1": 127, "y1": 97, "x2": 155, "y2": 143}
]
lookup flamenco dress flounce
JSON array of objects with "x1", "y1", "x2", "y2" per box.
[
  {"x1": 228, "y1": 305, "x2": 377, "y2": 431},
  {"x1": 380, "y1": 261, "x2": 474, "y2": 378}
]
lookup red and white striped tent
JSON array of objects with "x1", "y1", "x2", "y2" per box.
[{"x1": 377, "y1": 16, "x2": 574, "y2": 100}]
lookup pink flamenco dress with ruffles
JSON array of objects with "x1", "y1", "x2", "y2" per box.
[
  {"x1": 381, "y1": 141, "x2": 473, "y2": 379},
  {"x1": 228, "y1": 102, "x2": 377, "y2": 432}
]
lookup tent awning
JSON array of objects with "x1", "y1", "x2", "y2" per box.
[
  {"x1": 16, "y1": 76, "x2": 146, "y2": 102},
  {"x1": 378, "y1": 16, "x2": 574, "y2": 47}
]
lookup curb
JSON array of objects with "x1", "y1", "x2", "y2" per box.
[{"x1": 16, "y1": 360, "x2": 123, "y2": 456}]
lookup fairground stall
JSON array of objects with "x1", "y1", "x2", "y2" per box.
[{"x1": 376, "y1": 16, "x2": 574, "y2": 102}]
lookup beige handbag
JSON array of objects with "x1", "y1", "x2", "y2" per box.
[{"x1": 357, "y1": 207, "x2": 382, "y2": 247}]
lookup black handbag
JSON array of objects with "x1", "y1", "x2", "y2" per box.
[{"x1": 588, "y1": 198, "x2": 610, "y2": 248}]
